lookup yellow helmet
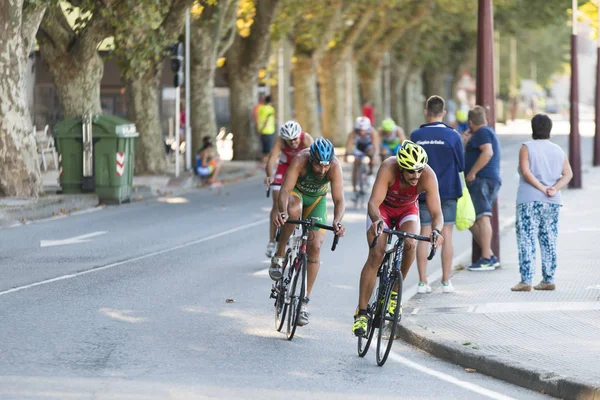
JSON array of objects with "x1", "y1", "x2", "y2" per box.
[{"x1": 396, "y1": 140, "x2": 428, "y2": 171}]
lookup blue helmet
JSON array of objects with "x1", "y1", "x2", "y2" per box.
[{"x1": 309, "y1": 137, "x2": 334, "y2": 165}]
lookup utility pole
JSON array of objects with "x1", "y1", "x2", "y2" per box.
[
  {"x1": 594, "y1": 0, "x2": 600, "y2": 166},
  {"x1": 570, "y1": 0, "x2": 582, "y2": 188},
  {"x1": 277, "y1": 42, "x2": 285, "y2": 128},
  {"x1": 473, "y1": 0, "x2": 500, "y2": 263},
  {"x1": 185, "y1": 8, "x2": 191, "y2": 171}
]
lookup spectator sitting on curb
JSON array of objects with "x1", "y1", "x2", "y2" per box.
[
  {"x1": 195, "y1": 136, "x2": 222, "y2": 187},
  {"x1": 512, "y1": 114, "x2": 573, "y2": 291},
  {"x1": 411, "y1": 95, "x2": 464, "y2": 294},
  {"x1": 462, "y1": 105, "x2": 502, "y2": 271}
]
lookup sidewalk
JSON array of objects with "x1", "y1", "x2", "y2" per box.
[
  {"x1": 0, "y1": 160, "x2": 260, "y2": 228},
  {"x1": 398, "y1": 167, "x2": 600, "y2": 399}
]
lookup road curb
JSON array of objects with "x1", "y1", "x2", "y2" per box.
[
  {"x1": 0, "y1": 194, "x2": 99, "y2": 227},
  {"x1": 397, "y1": 321, "x2": 600, "y2": 399},
  {"x1": 400, "y1": 218, "x2": 600, "y2": 399}
]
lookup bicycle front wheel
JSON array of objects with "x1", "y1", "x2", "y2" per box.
[
  {"x1": 286, "y1": 255, "x2": 306, "y2": 340},
  {"x1": 376, "y1": 273, "x2": 402, "y2": 366},
  {"x1": 274, "y1": 249, "x2": 293, "y2": 332},
  {"x1": 358, "y1": 260, "x2": 385, "y2": 357}
]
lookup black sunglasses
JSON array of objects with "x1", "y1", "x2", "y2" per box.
[{"x1": 404, "y1": 168, "x2": 424, "y2": 175}]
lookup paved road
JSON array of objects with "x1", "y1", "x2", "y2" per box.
[{"x1": 1, "y1": 122, "x2": 592, "y2": 399}]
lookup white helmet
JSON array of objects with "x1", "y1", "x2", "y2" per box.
[
  {"x1": 355, "y1": 116, "x2": 371, "y2": 131},
  {"x1": 279, "y1": 120, "x2": 302, "y2": 140}
]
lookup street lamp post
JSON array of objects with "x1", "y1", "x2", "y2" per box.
[
  {"x1": 594, "y1": 0, "x2": 600, "y2": 166},
  {"x1": 473, "y1": 0, "x2": 500, "y2": 263},
  {"x1": 569, "y1": 0, "x2": 582, "y2": 187}
]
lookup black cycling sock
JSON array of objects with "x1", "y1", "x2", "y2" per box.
[{"x1": 357, "y1": 309, "x2": 368, "y2": 316}]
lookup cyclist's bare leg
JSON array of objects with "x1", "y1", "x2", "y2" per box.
[
  {"x1": 399, "y1": 219, "x2": 419, "y2": 282},
  {"x1": 357, "y1": 228, "x2": 387, "y2": 310},
  {"x1": 274, "y1": 196, "x2": 301, "y2": 257},
  {"x1": 366, "y1": 149, "x2": 375, "y2": 175},
  {"x1": 269, "y1": 189, "x2": 280, "y2": 243},
  {"x1": 305, "y1": 229, "x2": 326, "y2": 299},
  {"x1": 352, "y1": 157, "x2": 360, "y2": 191},
  {"x1": 416, "y1": 225, "x2": 432, "y2": 284}
]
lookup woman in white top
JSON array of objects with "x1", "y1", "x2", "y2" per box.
[{"x1": 512, "y1": 114, "x2": 573, "y2": 291}]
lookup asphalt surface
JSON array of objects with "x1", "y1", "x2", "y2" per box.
[{"x1": 1, "y1": 119, "x2": 592, "y2": 399}]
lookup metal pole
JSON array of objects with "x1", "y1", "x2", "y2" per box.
[
  {"x1": 185, "y1": 8, "x2": 191, "y2": 171},
  {"x1": 594, "y1": 0, "x2": 600, "y2": 166},
  {"x1": 277, "y1": 42, "x2": 285, "y2": 128},
  {"x1": 384, "y1": 51, "x2": 391, "y2": 117},
  {"x1": 494, "y1": 31, "x2": 500, "y2": 98},
  {"x1": 569, "y1": 0, "x2": 582, "y2": 187},
  {"x1": 473, "y1": 0, "x2": 499, "y2": 263},
  {"x1": 175, "y1": 88, "x2": 180, "y2": 178}
]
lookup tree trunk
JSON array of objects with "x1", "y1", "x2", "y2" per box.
[
  {"x1": 358, "y1": 64, "x2": 383, "y2": 121},
  {"x1": 0, "y1": 5, "x2": 43, "y2": 197},
  {"x1": 46, "y1": 54, "x2": 103, "y2": 118},
  {"x1": 422, "y1": 66, "x2": 447, "y2": 99},
  {"x1": 228, "y1": 71, "x2": 257, "y2": 160},
  {"x1": 292, "y1": 55, "x2": 321, "y2": 137},
  {"x1": 317, "y1": 53, "x2": 346, "y2": 145},
  {"x1": 191, "y1": 65, "x2": 217, "y2": 154},
  {"x1": 391, "y1": 60, "x2": 411, "y2": 128},
  {"x1": 224, "y1": 0, "x2": 280, "y2": 160},
  {"x1": 126, "y1": 70, "x2": 167, "y2": 175}
]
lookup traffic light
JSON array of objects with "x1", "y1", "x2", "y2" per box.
[{"x1": 170, "y1": 42, "x2": 184, "y2": 87}]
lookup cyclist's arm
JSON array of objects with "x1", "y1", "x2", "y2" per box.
[
  {"x1": 303, "y1": 132, "x2": 314, "y2": 147},
  {"x1": 265, "y1": 137, "x2": 282, "y2": 178},
  {"x1": 422, "y1": 166, "x2": 444, "y2": 232},
  {"x1": 329, "y1": 160, "x2": 345, "y2": 225},
  {"x1": 278, "y1": 154, "x2": 304, "y2": 214},
  {"x1": 367, "y1": 161, "x2": 393, "y2": 222},
  {"x1": 345, "y1": 131, "x2": 355, "y2": 154}
]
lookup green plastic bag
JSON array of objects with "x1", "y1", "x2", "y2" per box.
[{"x1": 456, "y1": 172, "x2": 476, "y2": 231}]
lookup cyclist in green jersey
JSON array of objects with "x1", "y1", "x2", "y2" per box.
[{"x1": 270, "y1": 138, "x2": 346, "y2": 326}]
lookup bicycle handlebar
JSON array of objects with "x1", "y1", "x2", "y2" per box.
[
  {"x1": 266, "y1": 185, "x2": 271, "y2": 198},
  {"x1": 274, "y1": 218, "x2": 341, "y2": 251},
  {"x1": 369, "y1": 221, "x2": 437, "y2": 260}
]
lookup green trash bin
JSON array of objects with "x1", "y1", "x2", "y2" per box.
[
  {"x1": 54, "y1": 117, "x2": 87, "y2": 194},
  {"x1": 54, "y1": 115, "x2": 139, "y2": 203}
]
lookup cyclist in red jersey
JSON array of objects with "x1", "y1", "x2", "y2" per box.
[
  {"x1": 352, "y1": 140, "x2": 445, "y2": 337},
  {"x1": 264, "y1": 121, "x2": 314, "y2": 257}
]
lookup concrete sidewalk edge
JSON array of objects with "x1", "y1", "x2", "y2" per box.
[
  {"x1": 397, "y1": 321, "x2": 600, "y2": 400},
  {"x1": 400, "y1": 179, "x2": 600, "y2": 399}
]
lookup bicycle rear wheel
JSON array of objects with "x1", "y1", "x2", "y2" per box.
[
  {"x1": 376, "y1": 271, "x2": 402, "y2": 366},
  {"x1": 286, "y1": 255, "x2": 306, "y2": 340},
  {"x1": 357, "y1": 261, "x2": 384, "y2": 357}
]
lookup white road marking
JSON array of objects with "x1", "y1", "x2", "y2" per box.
[
  {"x1": 40, "y1": 231, "x2": 107, "y2": 248},
  {"x1": 388, "y1": 352, "x2": 517, "y2": 400},
  {"x1": 1, "y1": 219, "x2": 268, "y2": 297}
]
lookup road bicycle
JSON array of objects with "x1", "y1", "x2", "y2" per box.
[
  {"x1": 270, "y1": 217, "x2": 340, "y2": 340},
  {"x1": 357, "y1": 221, "x2": 436, "y2": 366}
]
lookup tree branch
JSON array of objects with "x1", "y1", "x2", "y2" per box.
[
  {"x1": 313, "y1": 0, "x2": 344, "y2": 65},
  {"x1": 213, "y1": 0, "x2": 237, "y2": 60},
  {"x1": 338, "y1": 8, "x2": 375, "y2": 60},
  {"x1": 160, "y1": 0, "x2": 194, "y2": 42},
  {"x1": 354, "y1": 15, "x2": 388, "y2": 62},
  {"x1": 22, "y1": 3, "x2": 48, "y2": 60},
  {"x1": 37, "y1": 4, "x2": 74, "y2": 55}
]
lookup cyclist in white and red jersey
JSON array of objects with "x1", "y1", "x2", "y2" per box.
[
  {"x1": 264, "y1": 120, "x2": 314, "y2": 257},
  {"x1": 345, "y1": 116, "x2": 380, "y2": 195},
  {"x1": 352, "y1": 140, "x2": 444, "y2": 337}
]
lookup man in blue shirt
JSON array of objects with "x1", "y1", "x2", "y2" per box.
[
  {"x1": 463, "y1": 105, "x2": 502, "y2": 271},
  {"x1": 411, "y1": 95, "x2": 464, "y2": 293}
]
